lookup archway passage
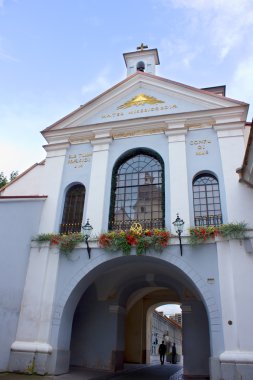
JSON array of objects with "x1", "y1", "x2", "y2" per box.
[
  {"x1": 124, "y1": 289, "x2": 182, "y2": 365},
  {"x1": 62, "y1": 256, "x2": 210, "y2": 378}
]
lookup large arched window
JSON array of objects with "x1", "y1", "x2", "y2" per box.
[
  {"x1": 193, "y1": 173, "x2": 222, "y2": 226},
  {"x1": 60, "y1": 184, "x2": 85, "y2": 234},
  {"x1": 109, "y1": 149, "x2": 165, "y2": 230}
]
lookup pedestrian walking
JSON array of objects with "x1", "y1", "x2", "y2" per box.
[
  {"x1": 172, "y1": 342, "x2": 177, "y2": 364},
  {"x1": 158, "y1": 340, "x2": 166, "y2": 365}
]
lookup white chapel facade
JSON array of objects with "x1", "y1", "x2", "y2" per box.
[{"x1": 0, "y1": 45, "x2": 253, "y2": 380}]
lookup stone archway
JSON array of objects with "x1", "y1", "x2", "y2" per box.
[
  {"x1": 124, "y1": 288, "x2": 181, "y2": 364},
  {"x1": 52, "y1": 252, "x2": 219, "y2": 377}
]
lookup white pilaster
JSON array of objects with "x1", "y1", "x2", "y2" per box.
[
  {"x1": 39, "y1": 143, "x2": 69, "y2": 233},
  {"x1": 85, "y1": 134, "x2": 112, "y2": 235},
  {"x1": 217, "y1": 237, "x2": 253, "y2": 370},
  {"x1": 216, "y1": 240, "x2": 238, "y2": 351},
  {"x1": 215, "y1": 125, "x2": 246, "y2": 221},
  {"x1": 166, "y1": 128, "x2": 190, "y2": 231},
  {"x1": 11, "y1": 242, "x2": 59, "y2": 351}
]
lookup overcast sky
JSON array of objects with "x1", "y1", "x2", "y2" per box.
[
  {"x1": 156, "y1": 304, "x2": 181, "y2": 316},
  {"x1": 1, "y1": 0, "x2": 253, "y2": 177}
]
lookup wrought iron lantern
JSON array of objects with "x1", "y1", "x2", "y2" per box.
[
  {"x1": 82, "y1": 219, "x2": 93, "y2": 258},
  {"x1": 173, "y1": 213, "x2": 185, "y2": 256}
]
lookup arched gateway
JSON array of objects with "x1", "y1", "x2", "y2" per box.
[
  {"x1": 46, "y1": 243, "x2": 220, "y2": 377},
  {"x1": 1, "y1": 45, "x2": 253, "y2": 380}
]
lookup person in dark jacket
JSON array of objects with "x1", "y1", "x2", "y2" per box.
[
  {"x1": 172, "y1": 343, "x2": 177, "y2": 364},
  {"x1": 158, "y1": 340, "x2": 166, "y2": 365}
]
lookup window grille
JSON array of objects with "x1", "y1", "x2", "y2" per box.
[
  {"x1": 60, "y1": 184, "x2": 85, "y2": 234},
  {"x1": 193, "y1": 174, "x2": 222, "y2": 226},
  {"x1": 109, "y1": 150, "x2": 164, "y2": 230}
]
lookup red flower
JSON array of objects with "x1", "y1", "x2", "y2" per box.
[
  {"x1": 98, "y1": 234, "x2": 112, "y2": 248},
  {"x1": 126, "y1": 235, "x2": 137, "y2": 245},
  {"x1": 51, "y1": 236, "x2": 60, "y2": 245}
]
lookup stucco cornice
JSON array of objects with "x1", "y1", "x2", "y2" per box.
[
  {"x1": 41, "y1": 70, "x2": 249, "y2": 142},
  {"x1": 0, "y1": 196, "x2": 47, "y2": 202},
  {"x1": 43, "y1": 142, "x2": 70, "y2": 152},
  {"x1": 41, "y1": 105, "x2": 248, "y2": 147}
]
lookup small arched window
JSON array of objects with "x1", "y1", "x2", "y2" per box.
[
  {"x1": 60, "y1": 184, "x2": 85, "y2": 234},
  {"x1": 193, "y1": 173, "x2": 222, "y2": 226},
  {"x1": 137, "y1": 61, "x2": 145, "y2": 72},
  {"x1": 109, "y1": 149, "x2": 165, "y2": 230}
]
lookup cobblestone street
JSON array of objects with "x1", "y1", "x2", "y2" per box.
[{"x1": 0, "y1": 363, "x2": 182, "y2": 380}]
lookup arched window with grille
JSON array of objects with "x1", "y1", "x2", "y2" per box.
[
  {"x1": 193, "y1": 173, "x2": 222, "y2": 226},
  {"x1": 60, "y1": 184, "x2": 85, "y2": 234},
  {"x1": 109, "y1": 149, "x2": 165, "y2": 230}
]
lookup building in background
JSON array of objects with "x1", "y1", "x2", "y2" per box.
[
  {"x1": 151, "y1": 310, "x2": 182, "y2": 362},
  {"x1": 169, "y1": 313, "x2": 182, "y2": 326}
]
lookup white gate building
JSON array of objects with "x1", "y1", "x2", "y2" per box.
[{"x1": 0, "y1": 45, "x2": 253, "y2": 380}]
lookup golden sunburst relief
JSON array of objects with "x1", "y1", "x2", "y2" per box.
[{"x1": 117, "y1": 93, "x2": 164, "y2": 109}]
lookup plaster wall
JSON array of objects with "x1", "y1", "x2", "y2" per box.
[
  {"x1": 125, "y1": 300, "x2": 144, "y2": 363},
  {"x1": 53, "y1": 143, "x2": 93, "y2": 232},
  {"x1": 0, "y1": 164, "x2": 45, "y2": 196},
  {"x1": 38, "y1": 146, "x2": 68, "y2": 233},
  {"x1": 167, "y1": 130, "x2": 190, "y2": 230},
  {"x1": 0, "y1": 199, "x2": 45, "y2": 371},
  {"x1": 70, "y1": 284, "x2": 124, "y2": 370},
  {"x1": 217, "y1": 239, "x2": 253, "y2": 352},
  {"x1": 183, "y1": 299, "x2": 210, "y2": 377},
  {"x1": 217, "y1": 128, "x2": 253, "y2": 224},
  {"x1": 125, "y1": 52, "x2": 157, "y2": 75},
  {"x1": 186, "y1": 128, "x2": 228, "y2": 224},
  {"x1": 37, "y1": 124, "x2": 251, "y2": 237},
  {"x1": 85, "y1": 138, "x2": 112, "y2": 235}
]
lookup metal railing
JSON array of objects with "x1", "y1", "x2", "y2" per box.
[
  {"x1": 194, "y1": 214, "x2": 223, "y2": 227},
  {"x1": 109, "y1": 218, "x2": 164, "y2": 231},
  {"x1": 59, "y1": 222, "x2": 82, "y2": 234}
]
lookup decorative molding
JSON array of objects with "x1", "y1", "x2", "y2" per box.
[
  {"x1": 11, "y1": 341, "x2": 53, "y2": 354},
  {"x1": 117, "y1": 93, "x2": 165, "y2": 109},
  {"x1": 220, "y1": 350, "x2": 253, "y2": 364},
  {"x1": 215, "y1": 128, "x2": 244, "y2": 139},
  {"x1": 0, "y1": 196, "x2": 47, "y2": 202},
  {"x1": 43, "y1": 142, "x2": 70, "y2": 155},
  {"x1": 165, "y1": 130, "x2": 187, "y2": 143},
  {"x1": 91, "y1": 138, "x2": 112, "y2": 152}
]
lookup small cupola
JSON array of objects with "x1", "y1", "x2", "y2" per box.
[{"x1": 123, "y1": 43, "x2": 160, "y2": 77}]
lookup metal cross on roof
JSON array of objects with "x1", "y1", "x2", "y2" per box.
[{"x1": 137, "y1": 43, "x2": 148, "y2": 51}]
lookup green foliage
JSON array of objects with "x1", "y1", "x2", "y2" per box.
[
  {"x1": 0, "y1": 172, "x2": 8, "y2": 188},
  {"x1": 98, "y1": 228, "x2": 171, "y2": 255},
  {"x1": 189, "y1": 222, "x2": 248, "y2": 245},
  {"x1": 33, "y1": 233, "x2": 85, "y2": 254},
  {"x1": 10, "y1": 170, "x2": 19, "y2": 181},
  {"x1": 34, "y1": 233, "x2": 56, "y2": 242},
  {"x1": 219, "y1": 222, "x2": 248, "y2": 239},
  {"x1": 0, "y1": 170, "x2": 19, "y2": 189}
]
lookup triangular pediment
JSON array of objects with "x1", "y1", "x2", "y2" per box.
[{"x1": 42, "y1": 72, "x2": 248, "y2": 134}]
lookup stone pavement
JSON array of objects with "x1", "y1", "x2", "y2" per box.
[{"x1": 0, "y1": 362, "x2": 183, "y2": 380}]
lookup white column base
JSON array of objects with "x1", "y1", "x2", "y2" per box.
[
  {"x1": 220, "y1": 350, "x2": 253, "y2": 363},
  {"x1": 11, "y1": 341, "x2": 52, "y2": 354}
]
